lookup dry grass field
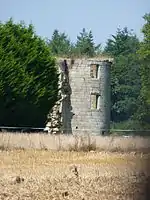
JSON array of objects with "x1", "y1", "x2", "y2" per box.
[{"x1": 0, "y1": 133, "x2": 150, "y2": 200}]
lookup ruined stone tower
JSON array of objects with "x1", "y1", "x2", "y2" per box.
[{"x1": 45, "y1": 57, "x2": 112, "y2": 135}]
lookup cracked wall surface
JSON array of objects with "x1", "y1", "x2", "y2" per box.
[{"x1": 45, "y1": 57, "x2": 112, "y2": 135}]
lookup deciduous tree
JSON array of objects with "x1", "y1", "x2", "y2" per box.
[
  {"x1": 135, "y1": 13, "x2": 150, "y2": 126},
  {"x1": 104, "y1": 27, "x2": 141, "y2": 123}
]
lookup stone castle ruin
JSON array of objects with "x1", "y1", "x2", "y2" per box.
[{"x1": 45, "y1": 57, "x2": 112, "y2": 135}]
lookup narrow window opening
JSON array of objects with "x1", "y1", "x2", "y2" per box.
[
  {"x1": 91, "y1": 94, "x2": 100, "y2": 110},
  {"x1": 90, "y1": 64, "x2": 99, "y2": 79}
]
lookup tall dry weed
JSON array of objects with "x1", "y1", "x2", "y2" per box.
[{"x1": 0, "y1": 132, "x2": 149, "y2": 152}]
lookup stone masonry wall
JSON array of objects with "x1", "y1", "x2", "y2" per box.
[
  {"x1": 45, "y1": 57, "x2": 112, "y2": 135},
  {"x1": 67, "y1": 58, "x2": 111, "y2": 135}
]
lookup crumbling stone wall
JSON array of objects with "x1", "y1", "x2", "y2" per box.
[
  {"x1": 44, "y1": 59, "x2": 72, "y2": 134},
  {"x1": 45, "y1": 57, "x2": 112, "y2": 135}
]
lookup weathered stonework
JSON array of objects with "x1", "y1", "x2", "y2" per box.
[{"x1": 45, "y1": 57, "x2": 112, "y2": 135}]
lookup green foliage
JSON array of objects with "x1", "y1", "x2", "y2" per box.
[
  {"x1": 135, "y1": 13, "x2": 150, "y2": 126},
  {"x1": 48, "y1": 29, "x2": 73, "y2": 57},
  {"x1": 138, "y1": 13, "x2": 150, "y2": 103},
  {"x1": 111, "y1": 120, "x2": 145, "y2": 131},
  {"x1": 48, "y1": 28, "x2": 101, "y2": 58},
  {"x1": 0, "y1": 18, "x2": 59, "y2": 127},
  {"x1": 104, "y1": 27, "x2": 141, "y2": 123},
  {"x1": 105, "y1": 27, "x2": 139, "y2": 56},
  {"x1": 74, "y1": 28, "x2": 101, "y2": 57},
  {"x1": 110, "y1": 120, "x2": 150, "y2": 136}
]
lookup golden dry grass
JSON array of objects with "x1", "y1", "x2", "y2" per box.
[
  {"x1": 0, "y1": 132, "x2": 150, "y2": 152},
  {"x1": 0, "y1": 133, "x2": 150, "y2": 199}
]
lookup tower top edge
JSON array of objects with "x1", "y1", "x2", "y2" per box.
[{"x1": 56, "y1": 56, "x2": 113, "y2": 63}]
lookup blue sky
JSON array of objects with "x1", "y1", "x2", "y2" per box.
[{"x1": 1, "y1": 0, "x2": 150, "y2": 46}]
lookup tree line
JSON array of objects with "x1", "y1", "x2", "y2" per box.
[{"x1": 0, "y1": 13, "x2": 150, "y2": 130}]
